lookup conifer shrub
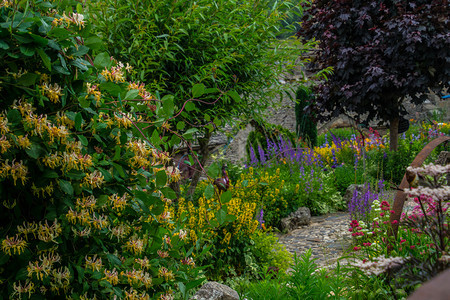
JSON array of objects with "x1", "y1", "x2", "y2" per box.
[{"x1": 295, "y1": 85, "x2": 317, "y2": 147}]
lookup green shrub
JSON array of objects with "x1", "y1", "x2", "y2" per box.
[
  {"x1": 0, "y1": 3, "x2": 203, "y2": 299},
  {"x1": 250, "y1": 231, "x2": 292, "y2": 275}
]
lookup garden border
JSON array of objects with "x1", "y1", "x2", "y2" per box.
[{"x1": 389, "y1": 136, "x2": 450, "y2": 237}]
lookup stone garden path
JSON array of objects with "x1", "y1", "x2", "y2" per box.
[{"x1": 276, "y1": 212, "x2": 352, "y2": 268}]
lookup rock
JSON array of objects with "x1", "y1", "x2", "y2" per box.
[
  {"x1": 190, "y1": 281, "x2": 239, "y2": 300},
  {"x1": 281, "y1": 207, "x2": 311, "y2": 232},
  {"x1": 435, "y1": 151, "x2": 450, "y2": 165},
  {"x1": 343, "y1": 184, "x2": 367, "y2": 204}
]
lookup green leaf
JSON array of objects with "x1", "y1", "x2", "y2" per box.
[
  {"x1": 111, "y1": 162, "x2": 126, "y2": 178},
  {"x1": 182, "y1": 128, "x2": 198, "y2": 139},
  {"x1": 17, "y1": 72, "x2": 39, "y2": 86},
  {"x1": 0, "y1": 40, "x2": 9, "y2": 50},
  {"x1": 220, "y1": 190, "x2": 232, "y2": 203},
  {"x1": 106, "y1": 253, "x2": 122, "y2": 266},
  {"x1": 176, "y1": 121, "x2": 185, "y2": 130},
  {"x1": 15, "y1": 268, "x2": 28, "y2": 280},
  {"x1": 75, "y1": 112, "x2": 82, "y2": 131},
  {"x1": 19, "y1": 45, "x2": 35, "y2": 56},
  {"x1": 25, "y1": 143, "x2": 44, "y2": 159},
  {"x1": 204, "y1": 183, "x2": 214, "y2": 199},
  {"x1": 227, "y1": 90, "x2": 241, "y2": 102},
  {"x1": 94, "y1": 52, "x2": 111, "y2": 69},
  {"x1": 0, "y1": 253, "x2": 9, "y2": 265},
  {"x1": 160, "y1": 187, "x2": 176, "y2": 200},
  {"x1": 156, "y1": 170, "x2": 167, "y2": 188},
  {"x1": 71, "y1": 58, "x2": 89, "y2": 71},
  {"x1": 123, "y1": 89, "x2": 139, "y2": 101},
  {"x1": 43, "y1": 170, "x2": 58, "y2": 178},
  {"x1": 185, "y1": 101, "x2": 195, "y2": 112},
  {"x1": 151, "y1": 129, "x2": 161, "y2": 146},
  {"x1": 192, "y1": 83, "x2": 205, "y2": 98},
  {"x1": 186, "y1": 278, "x2": 206, "y2": 290},
  {"x1": 54, "y1": 65, "x2": 70, "y2": 75},
  {"x1": 215, "y1": 208, "x2": 227, "y2": 225},
  {"x1": 213, "y1": 117, "x2": 221, "y2": 127},
  {"x1": 59, "y1": 179, "x2": 74, "y2": 196},
  {"x1": 77, "y1": 135, "x2": 88, "y2": 146},
  {"x1": 29, "y1": 33, "x2": 48, "y2": 46},
  {"x1": 99, "y1": 82, "x2": 122, "y2": 97},
  {"x1": 162, "y1": 95, "x2": 174, "y2": 116},
  {"x1": 178, "y1": 282, "x2": 186, "y2": 297},
  {"x1": 65, "y1": 170, "x2": 85, "y2": 180},
  {"x1": 84, "y1": 36, "x2": 103, "y2": 51},
  {"x1": 207, "y1": 162, "x2": 220, "y2": 178},
  {"x1": 37, "y1": 48, "x2": 51, "y2": 71},
  {"x1": 48, "y1": 27, "x2": 71, "y2": 39},
  {"x1": 7, "y1": 109, "x2": 21, "y2": 125}
]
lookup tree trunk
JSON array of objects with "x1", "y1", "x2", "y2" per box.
[
  {"x1": 389, "y1": 116, "x2": 399, "y2": 152},
  {"x1": 186, "y1": 133, "x2": 211, "y2": 198}
]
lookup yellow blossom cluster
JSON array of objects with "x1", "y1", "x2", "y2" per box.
[
  {"x1": 85, "y1": 83, "x2": 102, "y2": 104},
  {"x1": 127, "y1": 81, "x2": 156, "y2": 109},
  {"x1": 124, "y1": 288, "x2": 151, "y2": 300},
  {"x1": 121, "y1": 269, "x2": 152, "y2": 288},
  {"x1": 176, "y1": 191, "x2": 259, "y2": 248},
  {"x1": 314, "y1": 143, "x2": 342, "y2": 165},
  {"x1": 101, "y1": 63, "x2": 127, "y2": 83},
  {"x1": 233, "y1": 167, "x2": 288, "y2": 214},
  {"x1": 51, "y1": 12, "x2": 85, "y2": 29},
  {"x1": 41, "y1": 151, "x2": 93, "y2": 172},
  {"x1": 56, "y1": 112, "x2": 75, "y2": 129},
  {"x1": 0, "y1": 112, "x2": 9, "y2": 135},
  {"x1": 0, "y1": 0, "x2": 13, "y2": 8},
  {"x1": 1, "y1": 235, "x2": 28, "y2": 255},
  {"x1": 19, "y1": 105, "x2": 69, "y2": 144},
  {"x1": 40, "y1": 82, "x2": 63, "y2": 103},
  {"x1": 0, "y1": 159, "x2": 28, "y2": 185},
  {"x1": 125, "y1": 236, "x2": 146, "y2": 255}
]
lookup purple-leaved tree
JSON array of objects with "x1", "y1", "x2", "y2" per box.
[{"x1": 299, "y1": 0, "x2": 450, "y2": 151}]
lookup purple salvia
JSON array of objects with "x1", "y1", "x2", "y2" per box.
[
  {"x1": 258, "y1": 145, "x2": 266, "y2": 166},
  {"x1": 249, "y1": 146, "x2": 259, "y2": 167}
]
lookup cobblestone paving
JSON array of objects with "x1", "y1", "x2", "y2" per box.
[{"x1": 276, "y1": 212, "x2": 352, "y2": 268}]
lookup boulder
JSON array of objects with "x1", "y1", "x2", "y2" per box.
[
  {"x1": 343, "y1": 184, "x2": 367, "y2": 204},
  {"x1": 190, "y1": 281, "x2": 239, "y2": 300},
  {"x1": 281, "y1": 207, "x2": 311, "y2": 232}
]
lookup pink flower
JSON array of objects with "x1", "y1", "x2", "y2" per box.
[
  {"x1": 410, "y1": 245, "x2": 416, "y2": 249},
  {"x1": 353, "y1": 246, "x2": 361, "y2": 251},
  {"x1": 391, "y1": 220, "x2": 398, "y2": 224},
  {"x1": 400, "y1": 239, "x2": 406, "y2": 244}
]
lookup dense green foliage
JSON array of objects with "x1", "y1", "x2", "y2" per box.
[
  {"x1": 89, "y1": 0, "x2": 305, "y2": 119},
  {"x1": 0, "y1": 2, "x2": 208, "y2": 298}
]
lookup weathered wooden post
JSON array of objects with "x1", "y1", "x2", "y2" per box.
[{"x1": 388, "y1": 136, "x2": 450, "y2": 237}]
